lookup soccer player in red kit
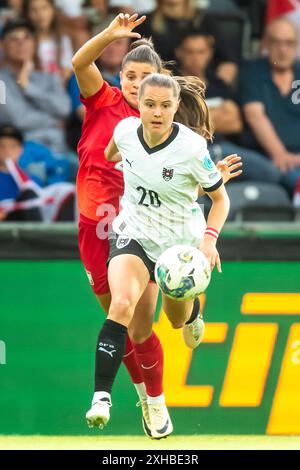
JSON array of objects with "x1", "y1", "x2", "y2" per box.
[{"x1": 72, "y1": 13, "x2": 167, "y2": 438}]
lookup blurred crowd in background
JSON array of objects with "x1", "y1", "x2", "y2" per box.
[{"x1": 0, "y1": 0, "x2": 300, "y2": 222}]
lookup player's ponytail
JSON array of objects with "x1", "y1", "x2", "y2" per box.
[
  {"x1": 121, "y1": 37, "x2": 164, "y2": 72},
  {"x1": 174, "y1": 76, "x2": 214, "y2": 141}
]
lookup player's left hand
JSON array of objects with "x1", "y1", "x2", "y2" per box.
[
  {"x1": 198, "y1": 239, "x2": 222, "y2": 273},
  {"x1": 217, "y1": 154, "x2": 242, "y2": 184}
]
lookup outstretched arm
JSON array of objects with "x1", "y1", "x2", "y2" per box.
[{"x1": 72, "y1": 13, "x2": 146, "y2": 98}]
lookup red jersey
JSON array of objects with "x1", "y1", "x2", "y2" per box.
[{"x1": 77, "y1": 81, "x2": 140, "y2": 221}]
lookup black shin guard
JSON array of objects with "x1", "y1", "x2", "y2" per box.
[
  {"x1": 94, "y1": 319, "x2": 127, "y2": 393},
  {"x1": 185, "y1": 297, "x2": 200, "y2": 325}
]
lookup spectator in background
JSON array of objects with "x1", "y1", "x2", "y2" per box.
[
  {"x1": 54, "y1": 0, "x2": 90, "y2": 50},
  {"x1": 239, "y1": 18, "x2": 300, "y2": 196},
  {"x1": 136, "y1": 0, "x2": 238, "y2": 84},
  {"x1": 0, "y1": 0, "x2": 23, "y2": 19},
  {"x1": 66, "y1": 31, "x2": 129, "y2": 150},
  {"x1": 88, "y1": 1, "x2": 122, "y2": 37},
  {"x1": 0, "y1": 19, "x2": 71, "y2": 155},
  {"x1": 23, "y1": 0, "x2": 73, "y2": 81},
  {"x1": 266, "y1": 0, "x2": 300, "y2": 58},
  {"x1": 66, "y1": 72, "x2": 85, "y2": 151},
  {"x1": 0, "y1": 0, "x2": 23, "y2": 63},
  {"x1": 175, "y1": 31, "x2": 281, "y2": 184},
  {"x1": 96, "y1": 35, "x2": 129, "y2": 87},
  {"x1": 54, "y1": 0, "x2": 83, "y2": 17},
  {"x1": 0, "y1": 124, "x2": 42, "y2": 221},
  {"x1": 0, "y1": 124, "x2": 76, "y2": 221}
]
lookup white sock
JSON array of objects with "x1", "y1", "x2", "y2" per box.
[
  {"x1": 134, "y1": 382, "x2": 147, "y2": 401},
  {"x1": 147, "y1": 393, "x2": 165, "y2": 405},
  {"x1": 92, "y1": 391, "x2": 111, "y2": 405}
]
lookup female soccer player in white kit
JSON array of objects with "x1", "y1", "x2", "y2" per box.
[{"x1": 86, "y1": 73, "x2": 230, "y2": 438}]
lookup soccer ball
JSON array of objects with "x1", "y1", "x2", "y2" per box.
[{"x1": 154, "y1": 245, "x2": 211, "y2": 301}]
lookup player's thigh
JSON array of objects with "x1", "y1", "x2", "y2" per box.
[
  {"x1": 128, "y1": 282, "x2": 159, "y2": 344},
  {"x1": 108, "y1": 254, "x2": 150, "y2": 326},
  {"x1": 78, "y1": 220, "x2": 110, "y2": 296},
  {"x1": 162, "y1": 294, "x2": 194, "y2": 329}
]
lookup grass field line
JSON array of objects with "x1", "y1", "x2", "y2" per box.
[{"x1": 0, "y1": 435, "x2": 299, "y2": 450}]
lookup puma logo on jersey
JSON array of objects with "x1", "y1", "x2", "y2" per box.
[{"x1": 126, "y1": 159, "x2": 134, "y2": 168}]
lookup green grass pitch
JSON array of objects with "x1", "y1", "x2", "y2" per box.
[{"x1": 0, "y1": 435, "x2": 299, "y2": 450}]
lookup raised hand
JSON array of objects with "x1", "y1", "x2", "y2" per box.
[
  {"x1": 17, "y1": 61, "x2": 34, "y2": 90},
  {"x1": 216, "y1": 154, "x2": 242, "y2": 184},
  {"x1": 107, "y1": 13, "x2": 146, "y2": 40}
]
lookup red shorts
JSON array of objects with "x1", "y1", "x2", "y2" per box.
[
  {"x1": 78, "y1": 213, "x2": 110, "y2": 295},
  {"x1": 78, "y1": 212, "x2": 156, "y2": 295}
]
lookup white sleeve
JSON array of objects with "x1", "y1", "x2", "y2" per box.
[{"x1": 190, "y1": 141, "x2": 223, "y2": 192}]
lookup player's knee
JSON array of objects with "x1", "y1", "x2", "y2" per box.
[
  {"x1": 109, "y1": 298, "x2": 135, "y2": 325},
  {"x1": 128, "y1": 328, "x2": 152, "y2": 344}
]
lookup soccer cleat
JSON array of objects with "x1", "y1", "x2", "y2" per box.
[
  {"x1": 136, "y1": 399, "x2": 152, "y2": 438},
  {"x1": 148, "y1": 402, "x2": 173, "y2": 439},
  {"x1": 182, "y1": 313, "x2": 205, "y2": 349},
  {"x1": 86, "y1": 397, "x2": 111, "y2": 430}
]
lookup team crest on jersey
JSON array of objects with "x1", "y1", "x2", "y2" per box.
[
  {"x1": 116, "y1": 235, "x2": 131, "y2": 249},
  {"x1": 162, "y1": 168, "x2": 174, "y2": 181}
]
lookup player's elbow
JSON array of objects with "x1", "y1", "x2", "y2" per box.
[
  {"x1": 71, "y1": 56, "x2": 79, "y2": 71},
  {"x1": 71, "y1": 53, "x2": 83, "y2": 71}
]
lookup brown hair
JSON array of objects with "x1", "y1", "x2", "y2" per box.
[
  {"x1": 23, "y1": 0, "x2": 63, "y2": 69},
  {"x1": 139, "y1": 73, "x2": 181, "y2": 100},
  {"x1": 174, "y1": 76, "x2": 213, "y2": 141},
  {"x1": 121, "y1": 37, "x2": 164, "y2": 72},
  {"x1": 139, "y1": 73, "x2": 213, "y2": 141}
]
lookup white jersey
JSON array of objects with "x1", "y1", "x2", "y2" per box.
[{"x1": 113, "y1": 117, "x2": 223, "y2": 262}]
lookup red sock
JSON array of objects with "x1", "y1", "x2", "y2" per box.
[
  {"x1": 133, "y1": 332, "x2": 164, "y2": 397},
  {"x1": 122, "y1": 335, "x2": 143, "y2": 384}
]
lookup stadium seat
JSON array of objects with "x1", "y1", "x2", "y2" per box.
[
  {"x1": 225, "y1": 182, "x2": 295, "y2": 222},
  {"x1": 199, "y1": 182, "x2": 295, "y2": 222}
]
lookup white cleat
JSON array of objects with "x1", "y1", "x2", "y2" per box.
[
  {"x1": 182, "y1": 313, "x2": 205, "y2": 349},
  {"x1": 137, "y1": 399, "x2": 152, "y2": 438},
  {"x1": 86, "y1": 398, "x2": 111, "y2": 429},
  {"x1": 148, "y1": 402, "x2": 173, "y2": 439}
]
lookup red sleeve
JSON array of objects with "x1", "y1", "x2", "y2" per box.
[{"x1": 80, "y1": 81, "x2": 122, "y2": 112}]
